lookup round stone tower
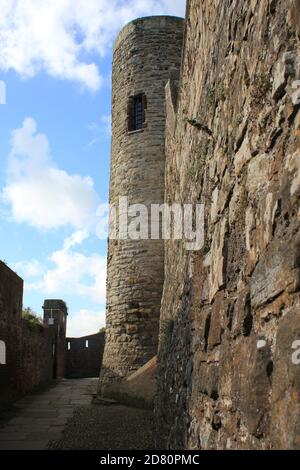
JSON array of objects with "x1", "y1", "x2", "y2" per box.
[{"x1": 99, "y1": 16, "x2": 184, "y2": 397}]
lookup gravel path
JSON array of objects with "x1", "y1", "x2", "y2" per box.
[
  {"x1": 48, "y1": 404, "x2": 155, "y2": 450},
  {"x1": 0, "y1": 378, "x2": 155, "y2": 450}
]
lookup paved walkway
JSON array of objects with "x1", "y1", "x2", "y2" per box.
[{"x1": 0, "y1": 378, "x2": 97, "y2": 450}]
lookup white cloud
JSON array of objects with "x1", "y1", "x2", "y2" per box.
[
  {"x1": 100, "y1": 115, "x2": 112, "y2": 137},
  {"x1": 67, "y1": 309, "x2": 105, "y2": 337},
  {"x1": 27, "y1": 239, "x2": 107, "y2": 304},
  {"x1": 0, "y1": 0, "x2": 186, "y2": 90},
  {"x1": 14, "y1": 259, "x2": 44, "y2": 278},
  {"x1": 2, "y1": 118, "x2": 99, "y2": 231},
  {"x1": 86, "y1": 114, "x2": 112, "y2": 148},
  {"x1": 63, "y1": 229, "x2": 89, "y2": 250}
]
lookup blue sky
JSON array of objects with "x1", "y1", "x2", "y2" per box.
[{"x1": 0, "y1": 0, "x2": 186, "y2": 336}]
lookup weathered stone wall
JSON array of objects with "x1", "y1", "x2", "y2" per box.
[
  {"x1": 0, "y1": 263, "x2": 65, "y2": 405},
  {"x1": 99, "y1": 16, "x2": 184, "y2": 396},
  {"x1": 156, "y1": 0, "x2": 300, "y2": 450},
  {"x1": 20, "y1": 319, "x2": 55, "y2": 396},
  {"x1": 0, "y1": 262, "x2": 23, "y2": 404},
  {"x1": 66, "y1": 333, "x2": 105, "y2": 379}
]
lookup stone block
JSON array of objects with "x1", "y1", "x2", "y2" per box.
[
  {"x1": 246, "y1": 153, "x2": 272, "y2": 196},
  {"x1": 208, "y1": 294, "x2": 227, "y2": 350},
  {"x1": 273, "y1": 52, "x2": 297, "y2": 101},
  {"x1": 285, "y1": 151, "x2": 300, "y2": 197},
  {"x1": 250, "y1": 239, "x2": 300, "y2": 310},
  {"x1": 234, "y1": 135, "x2": 252, "y2": 176},
  {"x1": 232, "y1": 286, "x2": 252, "y2": 338},
  {"x1": 232, "y1": 337, "x2": 272, "y2": 438},
  {"x1": 271, "y1": 307, "x2": 300, "y2": 449},
  {"x1": 209, "y1": 216, "x2": 228, "y2": 303}
]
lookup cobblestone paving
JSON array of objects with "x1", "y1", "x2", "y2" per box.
[{"x1": 48, "y1": 404, "x2": 155, "y2": 450}]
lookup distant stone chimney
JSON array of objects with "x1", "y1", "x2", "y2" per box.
[{"x1": 43, "y1": 299, "x2": 68, "y2": 379}]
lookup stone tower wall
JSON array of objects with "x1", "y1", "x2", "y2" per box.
[
  {"x1": 156, "y1": 0, "x2": 300, "y2": 450},
  {"x1": 99, "y1": 16, "x2": 184, "y2": 395}
]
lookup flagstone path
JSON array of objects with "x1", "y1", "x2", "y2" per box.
[{"x1": 0, "y1": 378, "x2": 154, "y2": 450}]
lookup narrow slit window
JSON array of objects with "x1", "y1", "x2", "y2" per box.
[
  {"x1": 134, "y1": 95, "x2": 143, "y2": 130},
  {"x1": 85, "y1": 340, "x2": 89, "y2": 348},
  {"x1": 128, "y1": 94, "x2": 147, "y2": 132},
  {"x1": 68, "y1": 342, "x2": 71, "y2": 351},
  {"x1": 0, "y1": 340, "x2": 6, "y2": 365}
]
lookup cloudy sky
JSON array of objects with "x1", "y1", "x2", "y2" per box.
[{"x1": 0, "y1": 0, "x2": 186, "y2": 337}]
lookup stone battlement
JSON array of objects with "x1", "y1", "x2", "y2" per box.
[{"x1": 113, "y1": 15, "x2": 184, "y2": 53}]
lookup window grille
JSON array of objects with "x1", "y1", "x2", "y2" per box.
[{"x1": 128, "y1": 94, "x2": 147, "y2": 132}]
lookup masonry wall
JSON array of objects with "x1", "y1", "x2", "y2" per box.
[
  {"x1": 99, "y1": 16, "x2": 184, "y2": 396},
  {"x1": 0, "y1": 262, "x2": 23, "y2": 404},
  {"x1": 20, "y1": 319, "x2": 55, "y2": 397},
  {"x1": 156, "y1": 0, "x2": 300, "y2": 450},
  {"x1": 66, "y1": 333, "x2": 105, "y2": 378},
  {"x1": 0, "y1": 262, "x2": 56, "y2": 406}
]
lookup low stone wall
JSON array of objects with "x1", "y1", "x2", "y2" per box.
[
  {"x1": 20, "y1": 319, "x2": 55, "y2": 396},
  {"x1": 66, "y1": 333, "x2": 105, "y2": 379}
]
